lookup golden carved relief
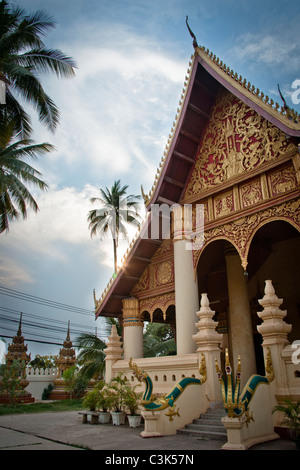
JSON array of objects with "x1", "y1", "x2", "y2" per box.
[
  {"x1": 131, "y1": 239, "x2": 174, "y2": 298},
  {"x1": 184, "y1": 90, "x2": 295, "y2": 199},
  {"x1": 140, "y1": 292, "x2": 175, "y2": 322},
  {"x1": 269, "y1": 165, "x2": 297, "y2": 197},
  {"x1": 152, "y1": 238, "x2": 174, "y2": 260},
  {"x1": 240, "y1": 179, "x2": 263, "y2": 208},
  {"x1": 214, "y1": 191, "x2": 234, "y2": 218},
  {"x1": 156, "y1": 261, "x2": 173, "y2": 285},
  {"x1": 131, "y1": 267, "x2": 150, "y2": 295},
  {"x1": 193, "y1": 197, "x2": 300, "y2": 272}
]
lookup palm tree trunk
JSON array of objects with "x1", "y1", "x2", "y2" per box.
[{"x1": 113, "y1": 238, "x2": 117, "y2": 274}]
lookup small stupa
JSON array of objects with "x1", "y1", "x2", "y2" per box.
[
  {"x1": 0, "y1": 313, "x2": 34, "y2": 403},
  {"x1": 50, "y1": 321, "x2": 77, "y2": 400}
]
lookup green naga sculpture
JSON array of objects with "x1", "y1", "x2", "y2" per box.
[
  {"x1": 129, "y1": 354, "x2": 207, "y2": 421},
  {"x1": 215, "y1": 348, "x2": 274, "y2": 422}
]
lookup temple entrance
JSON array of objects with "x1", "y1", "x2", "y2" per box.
[
  {"x1": 247, "y1": 220, "x2": 300, "y2": 343},
  {"x1": 196, "y1": 220, "x2": 300, "y2": 377},
  {"x1": 197, "y1": 239, "x2": 260, "y2": 377}
]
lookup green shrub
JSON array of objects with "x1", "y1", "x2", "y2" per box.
[{"x1": 42, "y1": 384, "x2": 54, "y2": 400}]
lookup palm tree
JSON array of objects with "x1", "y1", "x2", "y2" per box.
[
  {"x1": 88, "y1": 180, "x2": 142, "y2": 274},
  {"x1": 0, "y1": 117, "x2": 52, "y2": 232},
  {"x1": 75, "y1": 318, "x2": 123, "y2": 380},
  {"x1": 143, "y1": 322, "x2": 176, "y2": 357},
  {"x1": 75, "y1": 332, "x2": 107, "y2": 380},
  {"x1": 0, "y1": 0, "x2": 76, "y2": 137}
]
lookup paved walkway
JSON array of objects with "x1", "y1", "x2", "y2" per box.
[{"x1": 0, "y1": 410, "x2": 296, "y2": 452}]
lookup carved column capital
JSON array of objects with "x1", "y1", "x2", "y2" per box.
[{"x1": 122, "y1": 297, "x2": 143, "y2": 327}]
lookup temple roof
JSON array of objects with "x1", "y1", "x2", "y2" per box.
[{"x1": 94, "y1": 35, "x2": 300, "y2": 320}]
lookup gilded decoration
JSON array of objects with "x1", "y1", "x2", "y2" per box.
[
  {"x1": 193, "y1": 197, "x2": 300, "y2": 271},
  {"x1": 269, "y1": 164, "x2": 297, "y2": 198},
  {"x1": 214, "y1": 190, "x2": 234, "y2": 218},
  {"x1": 184, "y1": 90, "x2": 295, "y2": 201},
  {"x1": 240, "y1": 179, "x2": 263, "y2": 209},
  {"x1": 156, "y1": 261, "x2": 173, "y2": 285},
  {"x1": 131, "y1": 239, "x2": 174, "y2": 298},
  {"x1": 139, "y1": 292, "x2": 175, "y2": 322}
]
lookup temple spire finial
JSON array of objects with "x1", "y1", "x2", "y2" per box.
[
  {"x1": 17, "y1": 312, "x2": 23, "y2": 336},
  {"x1": 277, "y1": 84, "x2": 290, "y2": 112},
  {"x1": 186, "y1": 16, "x2": 198, "y2": 49}
]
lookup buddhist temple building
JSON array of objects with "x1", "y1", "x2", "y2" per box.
[{"x1": 93, "y1": 24, "x2": 300, "y2": 447}]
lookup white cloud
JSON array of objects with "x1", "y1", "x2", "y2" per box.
[
  {"x1": 0, "y1": 255, "x2": 34, "y2": 287},
  {"x1": 229, "y1": 33, "x2": 300, "y2": 70},
  {"x1": 0, "y1": 184, "x2": 96, "y2": 257},
  {"x1": 32, "y1": 26, "x2": 187, "y2": 190}
]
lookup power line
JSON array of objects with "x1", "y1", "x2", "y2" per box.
[
  {"x1": 0, "y1": 310, "x2": 108, "y2": 338},
  {"x1": 0, "y1": 334, "x2": 63, "y2": 347},
  {"x1": 0, "y1": 285, "x2": 95, "y2": 316},
  {"x1": 0, "y1": 286, "x2": 111, "y2": 351},
  {"x1": 0, "y1": 306, "x2": 98, "y2": 334}
]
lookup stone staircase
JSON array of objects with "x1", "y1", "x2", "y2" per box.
[{"x1": 177, "y1": 404, "x2": 227, "y2": 441}]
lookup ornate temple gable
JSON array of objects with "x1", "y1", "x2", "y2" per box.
[
  {"x1": 131, "y1": 239, "x2": 174, "y2": 300},
  {"x1": 182, "y1": 89, "x2": 297, "y2": 204}
]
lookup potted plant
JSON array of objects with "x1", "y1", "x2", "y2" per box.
[
  {"x1": 97, "y1": 388, "x2": 112, "y2": 424},
  {"x1": 82, "y1": 388, "x2": 99, "y2": 412},
  {"x1": 273, "y1": 399, "x2": 300, "y2": 449},
  {"x1": 107, "y1": 374, "x2": 128, "y2": 425},
  {"x1": 123, "y1": 385, "x2": 142, "y2": 427}
]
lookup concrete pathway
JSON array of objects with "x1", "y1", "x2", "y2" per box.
[{"x1": 0, "y1": 410, "x2": 296, "y2": 452}]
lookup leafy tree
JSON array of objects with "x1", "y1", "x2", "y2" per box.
[
  {"x1": 0, "y1": 117, "x2": 52, "y2": 232},
  {"x1": 0, "y1": 0, "x2": 76, "y2": 137},
  {"x1": 88, "y1": 180, "x2": 141, "y2": 274},
  {"x1": 62, "y1": 365, "x2": 89, "y2": 399},
  {"x1": 143, "y1": 322, "x2": 176, "y2": 357},
  {"x1": 29, "y1": 354, "x2": 57, "y2": 369},
  {"x1": 0, "y1": 359, "x2": 26, "y2": 405}
]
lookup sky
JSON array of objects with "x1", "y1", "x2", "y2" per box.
[{"x1": 0, "y1": 0, "x2": 299, "y2": 361}]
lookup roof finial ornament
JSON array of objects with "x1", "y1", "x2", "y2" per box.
[
  {"x1": 277, "y1": 84, "x2": 290, "y2": 113},
  {"x1": 141, "y1": 185, "x2": 149, "y2": 205},
  {"x1": 186, "y1": 16, "x2": 198, "y2": 49}
]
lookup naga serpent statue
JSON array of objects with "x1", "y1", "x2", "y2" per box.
[
  {"x1": 215, "y1": 348, "x2": 274, "y2": 421},
  {"x1": 129, "y1": 354, "x2": 207, "y2": 421}
]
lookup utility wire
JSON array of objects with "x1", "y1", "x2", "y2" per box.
[
  {"x1": 0, "y1": 285, "x2": 95, "y2": 316},
  {"x1": 0, "y1": 286, "x2": 111, "y2": 350},
  {"x1": 0, "y1": 306, "x2": 99, "y2": 334}
]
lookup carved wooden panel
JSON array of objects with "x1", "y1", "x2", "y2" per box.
[
  {"x1": 183, "y1": 89, "x2": 296, "y2": 201},
  {"x1": 193, "y1": 197, "x2": 300, "y2": 272},
  {"x1": 131, "y1": 239, "x2": 174, "y2": 299}
]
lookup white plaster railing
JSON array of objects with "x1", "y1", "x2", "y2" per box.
[
  {"x1": 25, "y1": 367, "x2": 58, "y2": 400},
  {"x1": 112, "y1": 354, "x2": 202, "y2": 395},
  {"x1": 112, "y1": 354, "x2": 210, "y2": 436},
  {"x1": 25, "y1": 367, "x2": 58, "y2": 377}
]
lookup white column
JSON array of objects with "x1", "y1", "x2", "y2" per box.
[
  {"x1": 225, "y1": 244, "x2": 256, "y2": 385},
  {"x1": 122, "y1": 298, "x2": 144, "y2": 360},
  {"x1": 173, "y1": 205, "x2": 199, "y2": 355}
]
